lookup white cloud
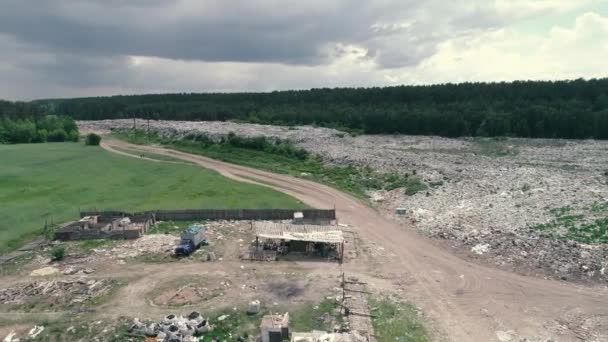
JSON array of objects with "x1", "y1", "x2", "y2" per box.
[{"x1": 389, "y1": 11, "x2": 608, "y2": 83}]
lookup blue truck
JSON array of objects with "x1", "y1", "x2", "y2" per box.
[{"x1": 175, "y1": 224, "x2": 207, "y2": 256}]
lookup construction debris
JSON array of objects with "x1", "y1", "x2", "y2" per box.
[
  {"x1": 247, "y1": 300, "x2": 261, "y2": 315},
  {"x1": 29, "y1": 266, "x2": 60, "y2": 277},
  {"x1": 0, "y1": 279, "x2": 113, "y2": 305},
  {"x1": 128, "y1": 312, "x2": 212, "y2": 341},
  {"x1": 102, "y1": 235, "x2": 179, "y2": 259},
  {"x1": 291, "y1": 330, "x2": 368, "y2": 342}
]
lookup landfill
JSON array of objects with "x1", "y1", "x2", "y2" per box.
[{"x1": 80, "y1": 120, "x2": 608, "y2": 282}]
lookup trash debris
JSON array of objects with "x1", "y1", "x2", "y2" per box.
[
  {"x1": 128, "y1": 312, "x2": 212, "y2": 341},
  {"x1": 471, "y1": 244, "x2": 490, "y2": 255},
  {"x1": 0, "y1": 278, "x2": 113, "y2": 305},
  {"x1": 247, "y1": 300, "x2": 261, "y2": 315},
  {"x1": 30, "y1": 266, "x2": 60, "y2": 277},
  {"x1": 2, "y1": 331, "x2": 17, "y2": 342},
  {"x1": 28, "y1": 325, "x2": 44, "y2": 338}
]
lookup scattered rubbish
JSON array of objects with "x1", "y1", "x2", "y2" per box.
[
  {"x1": 395, "y1": 207, "x2": 407, "y2": 215},
  {"x1": 2, "y1": 331, "x2": 17, "y2": 342},
  {"x1": 129, "y1": 312, "x2": 212, "y2": 340},
  {"x1": 471, "y1": 244, "x2": 490, "y2": 255},
  {"x1": 247, "y1": 300, "x2": 261, "y2": 315},
  {"x1": 28, "y1": 325, "x2": 44, "y2": 338},
  {"x1": 0, "y1": 278, "x2": 113, "y2": 305},
  {"x1": 30, "y1": 266, "x2": 60, "y2": 277}
]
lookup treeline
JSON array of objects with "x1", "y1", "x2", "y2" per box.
[
  {"x1": 0, "y1": 100, "x2": 79, "y2": 143},
  {"x1": 37, "y1": 78, "x2": 608, "y2": 139}
]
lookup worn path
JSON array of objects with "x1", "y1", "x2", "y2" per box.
[{"x1": 101, "y1": 139, "x2": 608, "y2": 342}]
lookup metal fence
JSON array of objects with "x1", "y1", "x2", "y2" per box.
[{"x1": 80, "y1": 208, "x2": 336, "y2": 222}]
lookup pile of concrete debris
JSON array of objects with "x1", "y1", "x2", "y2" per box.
[
  {"x1": 128, "y1": 312, "x2": 212, "y2": 342},
  {"x1": 103, "y1": 235, "x2": 178, "y2": 259},
  {"x1": 0, "y1": 278, "x2": 112, "y2": 305}
]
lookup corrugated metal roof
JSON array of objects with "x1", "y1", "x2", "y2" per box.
[{"x1": 254, "y1": 222, "x2": 344, "y2": 244}]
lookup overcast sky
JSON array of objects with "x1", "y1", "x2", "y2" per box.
[{"x1": 1, "y1": 0, "x2": 607, "y2": 100}]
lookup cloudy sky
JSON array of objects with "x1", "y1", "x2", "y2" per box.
[{"x1": 1, "y1": 0, "x2": 607, "y2": 100}]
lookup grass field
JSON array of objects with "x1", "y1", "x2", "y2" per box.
[{"x1": 0, "y1": 143, "x2": 305, "y2": 253}]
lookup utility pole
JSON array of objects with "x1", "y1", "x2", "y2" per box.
[{"x1": 147, "y1": 114, "x2": 150, "y2": 140}]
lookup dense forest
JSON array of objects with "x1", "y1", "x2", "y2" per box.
[
  {"x1": 32, "y1": 78, "x2": 608, "y2": 139},
  {"x1": 0, "y1": 100, "x2": 79, "y2": 143}
]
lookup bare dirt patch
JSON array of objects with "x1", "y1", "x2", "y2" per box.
[{"x1": 148, "y1": 276, "x2": 224, "y2": 307}]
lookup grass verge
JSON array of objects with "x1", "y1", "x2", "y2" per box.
[
  {"x1": 113, "y1": 130, "x2": 432, "y2": 199},
  {"x1": 532, "y1": 204, "x2": 608, "y2": 244},
  {"x1": 369, "y1": 295, "x2": 429, "y2": 342}
]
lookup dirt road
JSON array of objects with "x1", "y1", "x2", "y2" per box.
[{"x1": 102, "y1": 139, "x2": 608, "y2": 342}]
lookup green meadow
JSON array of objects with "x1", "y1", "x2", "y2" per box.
[{"x1": 0, "y1": 143, "x2": 305, "y2": 252}]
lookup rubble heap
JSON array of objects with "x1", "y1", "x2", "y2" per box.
[
  {"x1": 128, "y1": 312, "x2": 212, "y2": 342},
  {"x1": 101, "y1": 235, "x2": 178, "y2": 259},
  {"x1": 0, "y1": 278, "x2": 112, "y2": 305}
]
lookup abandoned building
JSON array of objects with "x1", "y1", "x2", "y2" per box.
[
  {"x1": 244, "y1": 222, "x2": 345, "y2": 261},
  {"x1": 54, "y1": 213, "x2": 155, "y2": 241}
]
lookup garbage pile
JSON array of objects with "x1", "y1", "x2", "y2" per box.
[
  {"x1": 77, "y1": 119, "x2": 339, "y2": 145},
  {"x1": 461, "y1": 229, "x2": 608, "y2": 282},
  {"x1": 128, "y1": 312, "x2": 212, "y2": 342},
  {"x1": 100, "y1": 235, "x2": 178, "y2": 259},
  {"x1": 2, "y1": 326, "x2": 45, "y2": 342},
  {"x1": 0, "y1": 278, "x2": 112, "y2": 305},
  {"x1": 79, "y1": 119, "x2": 608, "y2": 282}
]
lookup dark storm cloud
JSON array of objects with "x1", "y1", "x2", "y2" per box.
[
  {"x1": 0, "y1": 0, "x2": 527, "y2": 99},
  {"x1": 0, "y1": 0, "x2": 377, "y2": 65}
]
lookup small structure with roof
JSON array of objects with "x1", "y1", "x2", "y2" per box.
[{"x1": 244, "y1": 222, "x2": 345, "y2": 261}]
